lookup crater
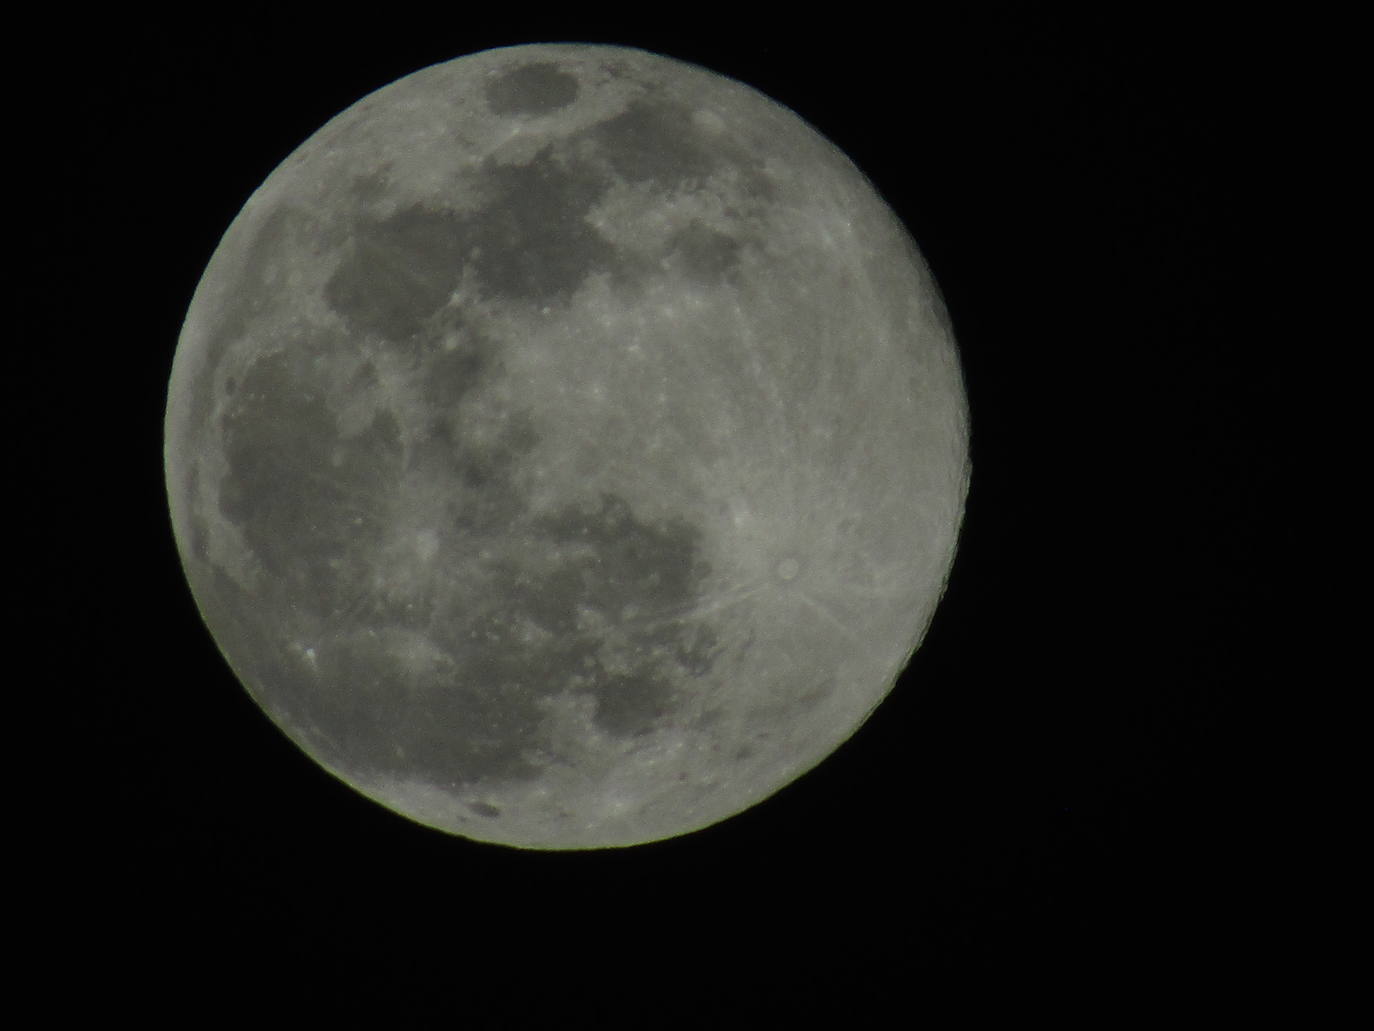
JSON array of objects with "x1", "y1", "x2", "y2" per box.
[
  {"x1": 420, "y1": 329, "x2": 495, "y2": 411},
  {"x1": 326, "y1": 146, "x2": 626, "y2": 329},
  {"x1": 525, "y1": 494, "x2": 719, "y2": 738},
  {"x1": 233, "y1": 485, "x2": 726, "y2": 790},
  {"x1": 456, "y1": 148, "x2": 618, "y2": 305},
  {"x1": 218, "y1": 349, "x2": 401, "y2": 605},
  {"x1": 591, "y1": 673, "x2": 670, "y2": 737},
  {"x1": 484, "y1": 62, "x2": 581, "y2": 116},
  {"x1": 587, "y1": 99, "x2": 720, "y2": 189},
  {"x1": 667, "y1": 221, "x2": 742, "y2": 284},
  {"x1": 324, "y1": 204, "x2": 465, "y2": 342}
]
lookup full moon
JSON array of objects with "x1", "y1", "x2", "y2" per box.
[{"x1": 164, "y1": 44, "x2": 970, "y2": 849}]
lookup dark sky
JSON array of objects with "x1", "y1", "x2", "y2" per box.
[{"x1": 32, "y1": 8, "x2": 1279, "y2": 1017}]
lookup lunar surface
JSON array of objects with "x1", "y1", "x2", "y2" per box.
[{"x1": 164, "y1": 44, "x2": 970, "y2": 849}]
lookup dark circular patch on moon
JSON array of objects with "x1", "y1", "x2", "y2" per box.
[
  {"x1": 484, "y1": 62, "x2": 580, "y2": 116},
  {"x1": 588, "y1": 98, "x2": 723, "y2": 190},
  {"x1": 165, "y1": 44, "x2": 970, "y2": 849},
  {"x1": 323, "y1": 205, "x2": 468, "y2": 341},
  {"x1": 218, "y1": 349, "x2": 399, "y2": 597},
  {"x1": 667, "y1": 221, "x2": 743, "y2": 285},
  {"x1": 326, "y1": 147, "x2": 620, "y2": 321},
  {"x1": 454, "y1": 148, "x2": 619, "y2": 304}
]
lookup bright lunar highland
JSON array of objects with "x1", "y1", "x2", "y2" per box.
[{"x1": 164, "y1": 44, "x2": 970, "y2": 849}]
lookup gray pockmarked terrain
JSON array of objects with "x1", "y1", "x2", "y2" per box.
[{"x1": 165, "y1": 44, "x2": 970, "y2": 849}]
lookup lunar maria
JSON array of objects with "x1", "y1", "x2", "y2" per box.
[{"x1": 164, "y1": 44, "x2": 970, "y2": 849}]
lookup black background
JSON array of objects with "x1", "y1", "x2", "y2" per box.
[{"x1": 34, "y1": 6, "x2": 1278, "y2": 1018}]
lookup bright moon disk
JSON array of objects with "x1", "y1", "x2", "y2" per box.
[{"x1": 164, "y1": 44, "x2": 970, "y2": 849}]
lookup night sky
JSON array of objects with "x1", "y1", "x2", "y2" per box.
[{"x1": 32, "y1": 7, "x2": 1279, "y2": 1017}]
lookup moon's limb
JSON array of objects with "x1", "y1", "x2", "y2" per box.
[{"x1": 165, "y1": 44, "x2": 969, "y2": 849}]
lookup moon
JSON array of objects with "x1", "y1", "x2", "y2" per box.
[{"x1": 164, "y1": 43, "x2": 970, "y2": 849}]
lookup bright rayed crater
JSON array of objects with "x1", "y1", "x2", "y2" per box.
[{"x1": 164, "y1": 44, "x2": 970, "y2": 849}]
